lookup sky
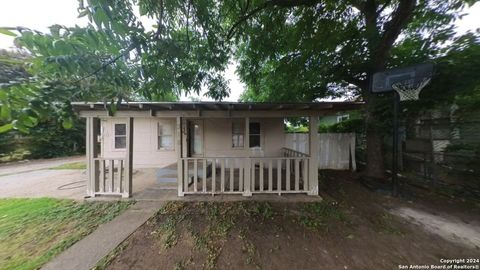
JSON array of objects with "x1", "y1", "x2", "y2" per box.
[{"x1": 1, "y1": 0, "x2": 479, "y2": 101}]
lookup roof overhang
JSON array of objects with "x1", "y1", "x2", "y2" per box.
[{"x1": 72, "y1": 101, "x2": 363, "y2": 118}]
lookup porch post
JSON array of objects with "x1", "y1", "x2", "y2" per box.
[
  {"x1": 243, "y1": 117, "x2": 252, "y2": 196},
  {"x1": 181, "y1": 118, "x2": 188, "y2": 158},
  {"x1": 123, "y1": 117, "x2": 134, "y2": 198},
  {"x1": 308, "y1": 115, "x2": 319, "y2": 196},
  {"x1": 176, "y1": 116, "x2": 184, "y2": 196},
  {"x1": 86, "y1": 117, "x2": 100, "y2": 197}
]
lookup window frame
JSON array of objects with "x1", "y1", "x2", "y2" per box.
[
  {"x1": 337, "y1": 114, "x2": 350, "y2": 123},
  {"x1": 113, "y1": 123, "x2": 127, "y2": 150},
  {"x1": 231, "y1": 120, "x2": 245, "y2": 149},
  {"x1": 157, "y1": 121, "x2": 175, "y2": 151}
]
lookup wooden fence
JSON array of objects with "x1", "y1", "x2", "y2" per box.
[{"x1": 285, "y1": 133, "x2": 356, "y2": 170}]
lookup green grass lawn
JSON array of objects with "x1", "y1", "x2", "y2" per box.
[
  {"x1": 48, "y1": 162, "x2": 86, "y2": 170},
  {"x1": 0, "y1": 198, "x2": 132, "y2": 270}
]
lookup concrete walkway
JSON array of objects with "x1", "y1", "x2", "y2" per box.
[{"x1": 42, "y1": 201, "x2": 165, "y2": 270}]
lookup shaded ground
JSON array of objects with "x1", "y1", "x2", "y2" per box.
[
  {"x1": 99, "y1": 171, "x2": 480, "y2": 270},
  {"x1": 0, "y1": 198, "x2": 132, "y2": 270}
]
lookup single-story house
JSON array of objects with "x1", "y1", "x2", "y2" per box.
[{"x1": 73, "y1": 101, "x2": 362, "y2": 198}]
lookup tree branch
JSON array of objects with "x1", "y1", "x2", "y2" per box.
[
  {"x1": 374, "y1": 0, "x2": 416, "y2": 67},
  {"x1": 73, "y1": 44, "x2": 136, "y2": 84},
  {"x1": 226, "y1": 2, "x2": 270, "y2": 40},
  {"x1": 185, "y1": 0, "x2": 191, "y2": 51},
  {"x1": 154, "y1": 0, "x2": 165, "y2": 40},
  {"x1": 226, "y1": 0, "x2": 322, "y2": 40}
]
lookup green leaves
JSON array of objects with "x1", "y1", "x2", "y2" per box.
[
  {"x1": 52, "y1": 40, "x2": 71, "y2": 54},
  {"x1": 0, "y1": 105, "x2": 11, "y2": 120},
  {"x1": 0, "y1": 28, "x2": 17, "y2": 37},
  {"x1": 233, "y1": 0, "x2": 473, "y2": 103},
  {"x1": 0, "y1": 123, "x2": 13, "y2": 133},
  {"x1": 0, "y1": 21, "x2": 146, "y2": 133},
  {"x1": 61, "y1": 117, "x2": 73, "y2": 129},
  {"x1": 3, "y1": 0, "x2": 472, "y2": 136},
  {"x1": 1, "y1": 0, "x2": 238, "y2": 134}
]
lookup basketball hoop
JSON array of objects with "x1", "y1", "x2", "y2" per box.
[
  {"x1": 370, "y1": 62, "x2": 435, "y2": 197},
  {"x1": 391, "y1": 77, "x2": 431, "y2": 101}
]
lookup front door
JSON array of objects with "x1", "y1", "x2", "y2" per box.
[{"x1": 188, "y1": 120, "x2": 204, "y2": 157}]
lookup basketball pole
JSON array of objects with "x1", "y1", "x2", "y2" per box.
[
  {"x1": 372, "y1": 63, "x2": 433, "y2": 197},
  {"x1": 392, "y1": 91, "x2": 399, "y2": 197}
]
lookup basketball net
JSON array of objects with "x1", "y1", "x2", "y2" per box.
[{"x1": 391, "y1": 78, "x2": 431, "y2": 101}]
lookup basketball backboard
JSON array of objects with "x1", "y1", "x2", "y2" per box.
[{"x1": 370, "y1": 62, "x2": 434, "y2": 93}]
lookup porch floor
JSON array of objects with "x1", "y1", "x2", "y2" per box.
[{"x1": 135, "y1": 189, "x2": 322, "y2": 202}]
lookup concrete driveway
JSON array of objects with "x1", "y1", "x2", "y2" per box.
[
  {"x1": 0, "y1": 156, "x2": 170, "y2": 200},
  {"x1": 0, "y1": 156, "x2": 87, "y2": 200}
]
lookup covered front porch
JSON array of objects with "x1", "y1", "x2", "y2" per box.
[{"x1": 76, "y1": 102, "x2": 361, "y2": 199}]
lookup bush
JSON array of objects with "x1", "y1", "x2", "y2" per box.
[
  {"x1": 0, "y1": 118, "x2": 85, "y2": 162},
  {"x1": 27, "y1": 118, "x2": 85, "y2": 159},
  {"x1": 318, "y1": 118, "x2": 365, "y2": 133}
]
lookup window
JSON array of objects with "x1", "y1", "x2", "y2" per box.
[
  {"x1": 232, "y1": 121, "x2": 245, "y2": 148},
  {"x1": 190, "y1": 121, "x2": 203, "y2": 155},
  {"x1": 337, "y1": 114, "x2": 349, "y2": 123},
  {"x1": 158, "y1": 122, "x2": 174, "y2": 150},
  {"x1": 114, "y1": 123, "x2": 127, "y2": 149},
  {"x1": 249, "y1": 122, "x2": 261, "y2": 148}
]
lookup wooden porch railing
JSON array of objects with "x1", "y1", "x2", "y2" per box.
[
  {"x1": 92, "y1": 157, "x2": 127, "y2": 196},
  {"x1": 179, "y1": 148, "x2": 310, "y2": 196},
  {"x1": 281, "y1": 147, "x2": 310, "y2": 158}
]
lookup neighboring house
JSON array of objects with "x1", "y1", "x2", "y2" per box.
[{"x1": 73, "y1": 101, "x2": 362, "y2": 198}]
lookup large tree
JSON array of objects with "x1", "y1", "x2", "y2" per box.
[
  {"x1": 1, "y1": 0, "x2": 478, "y2": 178},
  {"x1": 230, "y1": 0, "x2": 478, "y2": 178}
]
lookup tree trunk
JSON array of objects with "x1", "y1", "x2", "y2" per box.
[
  {"x1": 364, "y1": 91, "x2": 386, "y2": 179},
  {"x1": 360, "y1": 0, "x2": 416, "y2": 180},
  {"x1": 365, "y1": 124, "x2": 385, "y2": 179}
]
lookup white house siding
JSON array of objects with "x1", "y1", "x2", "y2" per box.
[
  {"x1": 203, "y1": 118, "x2": 285, "y2": 158},
  {"x1": 100, "y1": 117, "x2": 285, "y2": 168},
  {"x1": 101, "y1": 117, "x2": 178, "y2": 168}
]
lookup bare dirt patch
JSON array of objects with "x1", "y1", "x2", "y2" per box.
[
  {"x1": 391, "y1": 206, "x2": 480, "y2": 249},
  {"x1": 101, "y1": 171, "x2": 479, "y2": 270}
]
